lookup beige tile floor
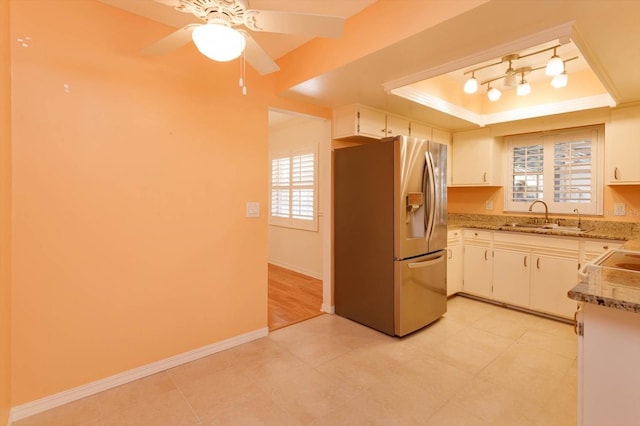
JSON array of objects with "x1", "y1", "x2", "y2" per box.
[{"x1": 14, "y1": 296, "x2": 577, "y2": 426}]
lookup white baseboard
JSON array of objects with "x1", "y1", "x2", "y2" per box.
[
  {"x1": 10, "y1": 327, "x2": 269, "y2": 423},
  {"x1": 322, "y1": 303, "x2": 335, "y2": 314},
  {"x1": 268, "y1": 260, "x2": 322, "y2": 280}
]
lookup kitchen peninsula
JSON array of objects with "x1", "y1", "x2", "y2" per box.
[{"x1": 568, "y1": 240, "x2": 640, "y2": 426}]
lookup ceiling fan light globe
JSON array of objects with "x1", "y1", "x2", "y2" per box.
[
  {"x1": 192, "y1": 23, "x2": 246, "y2": 62},
  {"x1": 545, "y1": 55, "x2": 564, "y2": 76}
]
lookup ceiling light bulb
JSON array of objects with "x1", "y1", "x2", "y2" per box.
[
  {"x1": 463, "y1": 75, "x2": 478, "y2": 94},
  {"x1": 192, "y1": 23, "x2": 246, "y2": 62},
  {"x1": 504, "y1": 71, "x2": 517, "y2": 88},
  {"x1": 545, "y1": 54, "x2": 564, "y2": 76},
  {"x1": 487, "y1": 86, "x2": 502, "y2": 102},
  {"x1": 517, "y1": 79, "x2": 531, "y2": 96},
  {"x1": 551, "y1": 71, "x2": 569, "y2": 88}
]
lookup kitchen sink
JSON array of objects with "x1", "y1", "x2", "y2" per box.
[
  {"x1": 500, "y1": 223, "x2": 591, "y2": 234},
  {"x1": 501, "y1": 223, "x2": 542, "y2": 229}
]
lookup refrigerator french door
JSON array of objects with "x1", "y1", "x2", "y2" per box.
[{"x1": 334, "y1": 135, "x2": 447, "y2": 336}]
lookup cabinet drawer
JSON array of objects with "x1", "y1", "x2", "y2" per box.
[
  {"x1": 462, "y1": 229, "x2": 491, "y2": 242},
  {"x1": 583, "y1": 240, "x2": 622, "y2": 254}
]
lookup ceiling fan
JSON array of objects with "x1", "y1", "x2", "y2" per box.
[{"x1": 100, "y1": 0, "x2": 345, "y2": 75}]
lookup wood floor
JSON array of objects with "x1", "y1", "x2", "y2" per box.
[{"x1": 268, "y1": 263, "x2": 324, "y2": 331}]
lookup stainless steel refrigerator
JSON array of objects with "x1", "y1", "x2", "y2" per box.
[{"x1": 334, "y1": 135, "x2": 447, "y2": 336}]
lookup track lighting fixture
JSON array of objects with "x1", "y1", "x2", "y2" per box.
[
  {"x1": 463, "y1": 72, "x2": 478, "y2": 94},
  {"x1": 551, "y1": 71, "x2": 569, "y2": 88},
  {"x1": 516, "y1": 70, "x2": 531, "y2": 96},
  {"x1": 487, "y1": 84, "x2": 501, "y2": 102},
  {"x1": 545, "y1": 47, "x2": 564, "y2": 76},
  {"x1": 461, "y1": 44, "x2": 577, "y2": 101}
]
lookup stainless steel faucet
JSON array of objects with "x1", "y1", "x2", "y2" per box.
[
  {"x1": 573, "y1": 208, "x2": 582, "y2": 228},
  {"x1": 528, "y1": 200, "x2": 550, "y2": 223}
]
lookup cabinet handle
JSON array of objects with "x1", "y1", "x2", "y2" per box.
[
  {"x1": 448, "y1": 249, "x2": 452, "y2": 260},
  {"x1": 573, "y1": 305, "x2": 582, "y2": 335},
  {"x1": 524, "y1": 256, "x2": 527, "y2": 267},
  {"x1": 483, "y1": 172, "x2": 488, "y2": 182},
  {"x1": 536, "y1": 257, "x2": 541, "y2": 269},
  {"x1": 614, "y1": 167, "x2": 620, "y2": 180},
  {"x1": 381, "y1": 128, "x2": 387, "y2": 133},
  {"x1": 603, "y1": 245, "x2": 609, "y2": 250},
  {"x1": 484, "y1": 249, "x2": 488, "y2": 261}
]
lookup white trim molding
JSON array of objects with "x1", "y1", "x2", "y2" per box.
[
  {"x1": 390, "y1": 86, "x2": 615, "y2": 127},
  {"x1": 10, "y1": 327, "x2": 268, "y2": 423}
]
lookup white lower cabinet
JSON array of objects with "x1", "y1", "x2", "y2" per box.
[
  {"x1": 446, "y1": 230, "x2": 463, "y2": 296},
  {"x1": 461, "y1": 230, "x2": 492, "y2": 298},
  {"x1": 531, "y1": 254, "x2": 579, "y2": 319},
  {"x1": 459, "y1": 229, "x2": 603, "y2": 320},
  {"x1": 578, "y1": 303, "x2": 640, "y2": 425},
  {"x1": 492, "y1": 248, "x2": 530, "y2": 307}
]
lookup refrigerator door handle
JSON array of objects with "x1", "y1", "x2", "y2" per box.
[
  {"x1": 407, "y1": 252, "x2": 445, "y2": 269},
  {"x1": 424, "y1": 151, "x2": 436, "y2": 241}
]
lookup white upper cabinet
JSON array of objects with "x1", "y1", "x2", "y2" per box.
[
  {"x1": 410, "y1": 122, "x2": 432, "y2": 140},
  {"x1": 333, "y1": 104, "x2": 442, "y2": 143},
  {"x1": 333, "y1": 104, "x2": 387, "y2": 140},
  {"x1": 451, "y1": 128, "x2": 502, "y2": 186},
  {"x1": 607, "y1": 105, "x2": 640, "y2": 184},
  {"x1": 385, "y1": 114, "x2": 410, "y2": 137}
]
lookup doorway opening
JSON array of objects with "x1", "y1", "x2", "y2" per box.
[{"x1": 267, "y1": 109, "x2": 332, "y2": 331}]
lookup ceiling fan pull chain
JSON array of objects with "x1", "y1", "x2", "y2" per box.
[{"x1": 239, "y1": 49, "x2": 247, "y2": 96}]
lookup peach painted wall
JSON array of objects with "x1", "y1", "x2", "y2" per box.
[
  {"x1": 10, "y1": 0, "x2": 328, "y2": 405},
  {"x1": 1, "y1": 0, "x2": 12, "y2": 422}
]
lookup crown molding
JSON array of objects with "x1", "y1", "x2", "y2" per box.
[{"x1": 390, "y1": 85, "x2": 615, "y2": 127}]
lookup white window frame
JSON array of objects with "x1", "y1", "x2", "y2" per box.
[
  {"x1": 504, "y1": 125, "x2": 604, "y2": 215},
  {"x1": 269, "y1": 145, "x2": 318, "y2": 231}
]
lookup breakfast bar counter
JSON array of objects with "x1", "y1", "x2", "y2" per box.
[{"x1": 568, "y1": 240, "x2": 640, "y2": 426}]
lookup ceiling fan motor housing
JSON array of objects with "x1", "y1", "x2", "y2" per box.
[{"x1": 177, "y1": 0, "x2": 249, "y2": 26}]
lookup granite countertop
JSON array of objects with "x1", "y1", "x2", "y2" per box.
[
  {"x1": 448, "y1": 213, "x2": 639, "y2": 241},
  {"x1": 568, "y1": 239, "x2": 640, "y2": 314},
  {"x1": 568, "y1": 265, "x2": 640, "y2": 314}
]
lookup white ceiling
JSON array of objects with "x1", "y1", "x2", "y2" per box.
[{"x1": 97, "y1": 0, "x2": 640, "y2": 132}]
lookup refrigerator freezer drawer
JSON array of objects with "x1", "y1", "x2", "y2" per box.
[{"x1": 394, "y1": 251, "x2": 447, "y2": 336}]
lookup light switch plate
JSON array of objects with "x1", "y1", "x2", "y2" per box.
[
  {"x1": 485, "y1": 200, "x2": 493, "y2": 210},
  {"x1": 614, "y1": 202, "x2": 626, "y2": 216},
  {"x1": 246, "y1": 202, "x2": 260, "y2": 218}
]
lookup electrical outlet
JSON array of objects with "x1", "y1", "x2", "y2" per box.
[
  {"x1": 614, "y1": 203, "x2": 626, "y2": 216},
  {"x1": 485, "y1": 200, "x2": 494, "y2": 210},
  {"x1": 246, "y1": 202, "x2": 260, "y2": 218}
]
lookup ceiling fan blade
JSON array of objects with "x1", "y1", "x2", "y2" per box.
[
  {"x1": 96, "y1": 0, "x2": 199, "y2": 29},
  {"x1": 245, "y1": 10, "x2": 344, "y2": 38},
  {"x1": 240, "y1": 31, "x2": 280, "y2": 75},
  {"x1": 141, "y1": 24, "x2": 199, "y2": 55}
]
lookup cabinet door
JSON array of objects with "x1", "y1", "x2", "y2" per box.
[
  {"x1": 358, "y1": 106, "x2": 387, "y2": 139},
  {"x1": 493, "y1": 248, "x2": 530, "y2": 308},
  {"x1": 451, "y1": 128, "x2": 502, "y2": 186},
  {"x1": 447, "y1": 244, "x2": 463, "y2": 296},
  {"x1": 385, "y1": 115, "x2": 410, "y2": 137},
  {"x1": 607, "y1": 106, "x2": 640, "y2": 184},
  {"x1": 411, "y1": 122, "x2": 432, "y2": 140},
  {"x1": 531, "y1": 254, "x2": 579, "y2": 319},
  {"x1": 463, "y1": 245, "x2": 492, "y2": 298}
]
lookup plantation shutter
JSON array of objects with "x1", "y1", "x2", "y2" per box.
[{"x1": 553, "y1": 139, "x2": 592, "y2": 204}]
